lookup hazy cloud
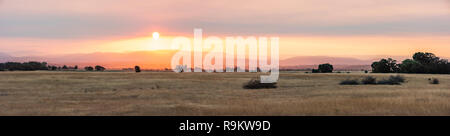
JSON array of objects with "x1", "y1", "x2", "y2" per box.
[{"x1": 0, "y1": 0, "x2": 449, "y2": 39}]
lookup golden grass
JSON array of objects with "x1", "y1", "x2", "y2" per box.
[{"x1": 0, "y1": 71, "x2": 449, "y2": 116}]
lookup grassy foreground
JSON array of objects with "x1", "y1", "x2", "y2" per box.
[{"x1": 0, "y1": 71, "x2": 449, "y2": 116}]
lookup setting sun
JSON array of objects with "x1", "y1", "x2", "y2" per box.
[{"x1": 153, "y1": 32, "x2": 160, "y2": 40}]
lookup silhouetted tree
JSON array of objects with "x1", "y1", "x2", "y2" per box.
[
  {"x1": 413, "y1": 52, "x2": 440, "y2": 65},
  {"x1": 51, "y1": 66, "x2": 57, "y2": 71},
  {"x1": 399, "y1": 59, "x2": 424, "y2": 73},
  {"x1": 312, "y1": 69, "x2": 320, "y2": 73},
  {"x1": 0, "y1": 61, "x2": 48, "y2": 71},
  {"x1": 404, "y1": 52, "x2": 449, "y2": 74},
  {"x1": 0, "y1": 62, "x2": 85, "y2": 71},
  {"x1": 372, "y1": 52, "x2": 450, "y2": 74},
  {"x1": 135, "y1": 66, "x2": 141, "y2": 73},
  {"x1": 371, "y1": 58, "x2": 399, "y2": 73},
  {"x1": 85, "y1": 66, "x2": 94, "y2": 71},
  {"x1": 318, "y1": 63, "x2": 333, "y2": 73},
  {"x1": 74, "y1": 65, "x2": 78, "y2": 70},
  {"x1": 95, "y1": 65, "x2": 106, "y2": 71},
  {"x1": 0, "y1": 63, "x2": 4, "y2": 71}
]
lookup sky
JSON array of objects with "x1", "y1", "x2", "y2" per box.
[{"x1": 0, "y1": 0, "x2": 450, "y2": 59}]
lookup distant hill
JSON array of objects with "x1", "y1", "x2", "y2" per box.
[
  {"x1": 0, "y1": 52, "x2": 12, "y2": 62},
  {"x1": 280, "y1": 56, "x2": 372, "y2": 66},
  {"x1": 0, "y1": 51, "x2": 422, "y2": 70},
  {"x1": 280, "y1": 65, "x2": 372, "y2": 71},
  {"x1": 44, "y1": 50, "x2": 179, "y2": 69},
  {"x1": 0, "y1": 52, "x2": 10, "y2": 58}
]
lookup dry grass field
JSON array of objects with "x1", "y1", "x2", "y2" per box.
[{"x1": 0, "y1": 71, "x2": 449, "y2": 116}]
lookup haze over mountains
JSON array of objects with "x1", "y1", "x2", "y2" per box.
[{"x1": 0, "y1": 51, "x2": 418, "y2": 70}]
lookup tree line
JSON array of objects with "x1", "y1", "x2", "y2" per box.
[
  {"x1": 372, "y1": 52, "x2": 450, "y2": 74},
  {"x1": 0, "y1": 61, "x2": 106, "y2": 71},
  {"x1": 84, "y1": 65, "x2": 106, "y2": 71},
  {"x1": 0, "y1": 62, "x2": 49, "y2": 71}
]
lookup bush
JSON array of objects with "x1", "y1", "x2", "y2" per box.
[
  {"x1": 135, "y1": 66, "x2": 141, "y2": 73},
  {"x1": 340, "y1": 75, "x2": 406, "y2": 86},
  {"x1": 361, "y1": 76, "x2": 377, "y2": 84},
  {"x1": 243, "y1": 78, "x2": 277, "y2": 89},
  {"x1": 85, "y1": 66, "x2": 94, "y2": 71},
  {"x1": 429, "y1": 78, "x2": 439, "y2": 84},
  {"x1": 376, "y1": 75, "x2": 405, "y2": 85},
  {"x1": 95, "y1": 65, "x2": 106, "y2": 71},
  {"x1": 377, "y1": 79, "x2": 400, "y2": 85},
  {"x1": 376, "y1": 79, "x2": 397, "y2": 85},
  {"x1": 389, "y1": 75, "x2": 405, "y2": 83},
  {"x1": 340, "y1": 79, "x2": 360, "y2": 85},
  {"x1": 312, "y1": 69, "x2": 320, "y2": 73}
]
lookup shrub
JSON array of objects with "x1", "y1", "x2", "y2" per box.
[
  {"x1": 429, "y1": 78, "x2": 439, "y2": 84},
  {"x1": 312, "y1": 69, "x2": 320, "y2": 73},
  {"x1": 364, "y1": 70, "x2": 368, "y2": 73},
  {"x1": 243, "y1": 78, "x2": 277, "y2": 89},
  {"x1": 340, "y1": 79, "x2": 360, "y2": 85},
  {"x1": 95, "y1": 65, "x2": 106, "y2": 71},
  {"x1": 135, "y1": 66, "x2": 141, "y2": 73},
  {"x1": 377, "y1": 79, "x2": 400, "y2": 85},
  {"x1": 377, "y1": 76, "x2": 405, "y2": 85},
  {"x1": 389, "y1": 75, "x2": 405, "y2": 83},
  {"x1": 84, "y1": 66, "x2": 94, "y2": 71},
  {"x1": 376, "y1": 75, "x2": 405, "y2": 85},
  {"x1": 361, "y1": 76, "x2": 377, "y2": 84}
]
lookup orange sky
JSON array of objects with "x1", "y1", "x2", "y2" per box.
[{"x1": 2, "y1": 34, "x2": 449, "y2": 59}]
